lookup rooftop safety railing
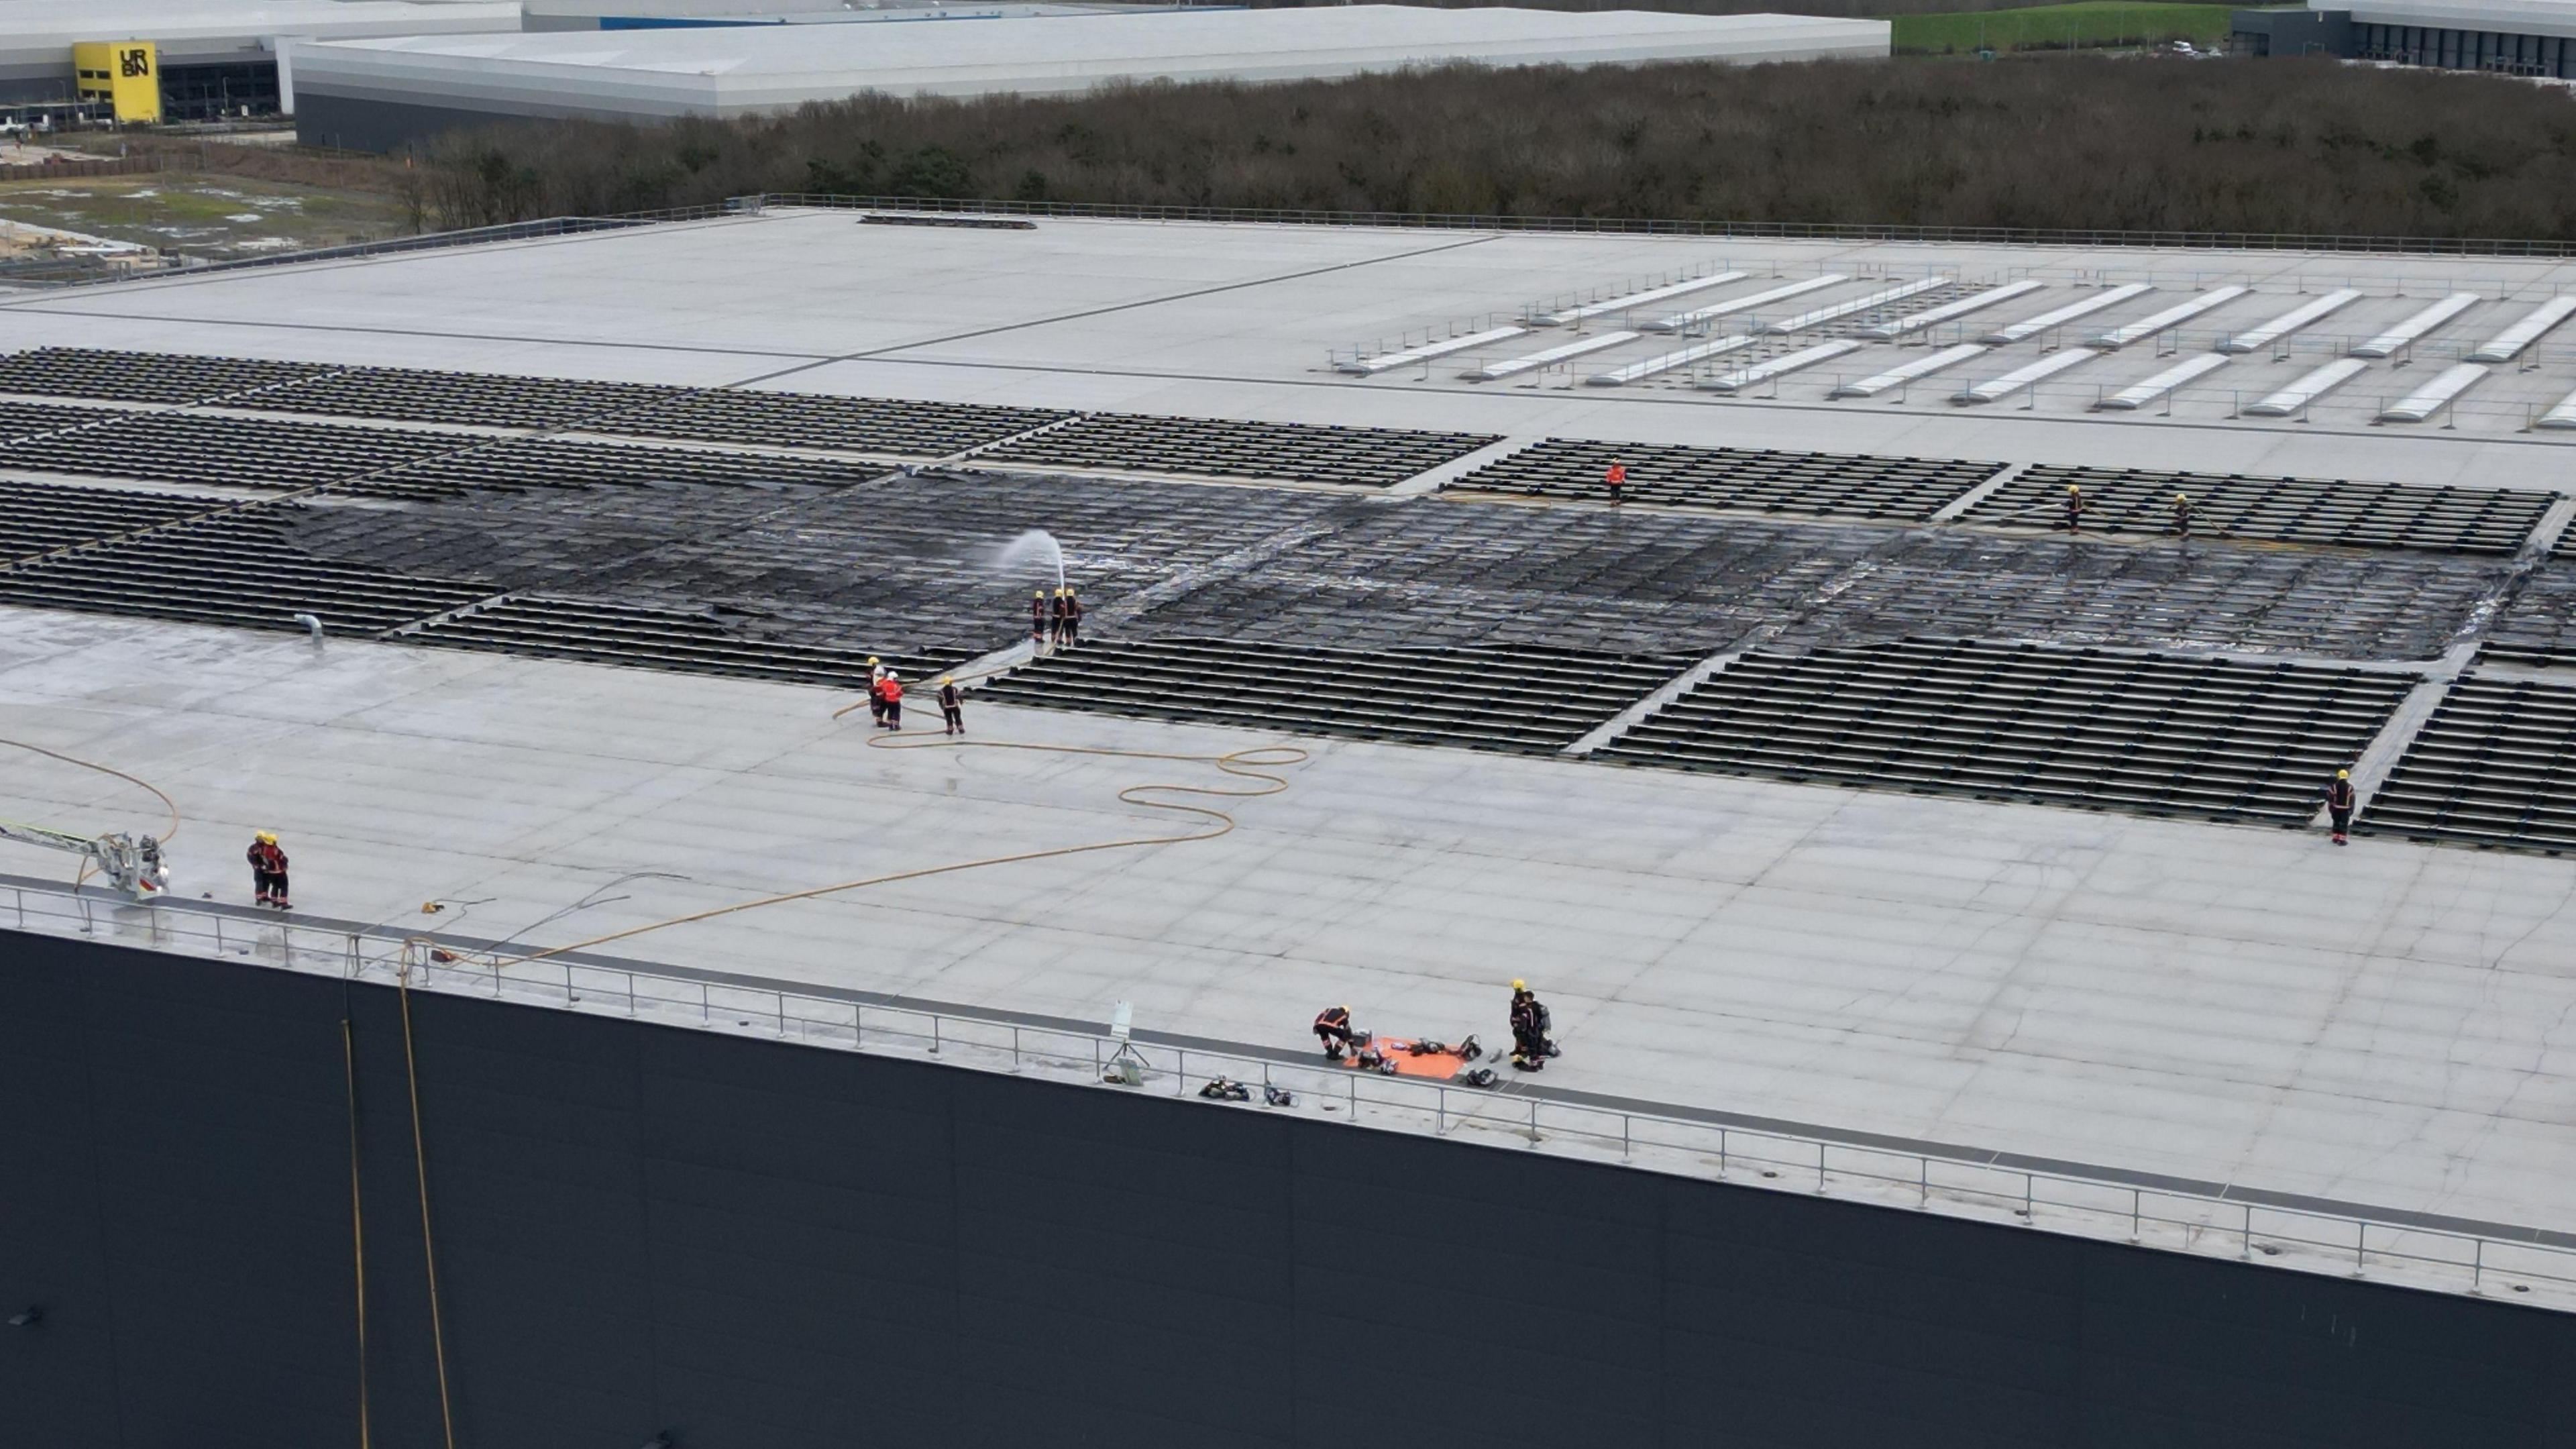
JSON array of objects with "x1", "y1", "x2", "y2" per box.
[{"x1": 10, "y1": 877, "x2": 2573, "y2": 1312}]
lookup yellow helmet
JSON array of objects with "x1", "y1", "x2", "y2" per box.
[
  {"x1": 867, "y1": 655, "x2": 879, "y2": 665},
  {"x1": 1510, "y1": 979, "x2": 1526, "y2": 991},
  {"x1": 2174, "y1": 493, "x2": 2188, "y2": 502},
  {"x1": 941, "y1": 675, "x2": 953, "y2": 686},
  {"x1": 2068, "y1": 484, "x2": 2080, "y2": 493},
  {"x1": 2337, "y1": 769, "x2": 2350, "y2": 779},
  {"x1": 256, "y1": 830, "x2": 277, "y2": 845}
]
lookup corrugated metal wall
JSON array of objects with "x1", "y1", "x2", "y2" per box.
[{"x1": 5, "y1": 931, "x2": 2573, "y2": 1448}]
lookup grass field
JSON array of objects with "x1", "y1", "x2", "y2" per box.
[
  {"x1": 1890, "y1": 2, "x2": 2237, "y2": 53},
  {"x1": 0, "y1": 173, "x2": 409, "y2": 260}
]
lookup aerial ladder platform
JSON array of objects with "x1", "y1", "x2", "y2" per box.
[{"x1": 0, "y1": 817, "x2": 170, "y2": 901}]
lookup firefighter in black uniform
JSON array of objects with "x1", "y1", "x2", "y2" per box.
[
  {"x1": 1030, "y1": 590, "x2": 1051, "y2": 651},
  {"x1": 1061, "y1": 587, "x2": 1083, "y2": 650},
  {"x1": 938, "y1": 675, "x2": 965, "y2": 735},
  {"x1": 1509, "y1": 979, "x2": 1552, "y2": 1071},
  {"x1": 1313, "y1": 1004, "x2": 1357, "y2": 1061},
  {"x1": 2063, "y1": 484, "x2": 2084, "y2": 535},
  {"x1": 2171, "y1": 492, "x2": 2192, "y2": 542},
  {"x1": 2324, "y1": 768, "x2": 2357, "y2": 845},
  {"x1": 247, "y1": 831, "x2": 290, "y2": 908},
  {"x1": 1051, "y1": 587, "x2": 1071, "y2": 649}
]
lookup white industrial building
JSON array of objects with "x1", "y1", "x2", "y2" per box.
[
  {"x1": 285, "y1": 5, "x2": 1890, "y2": 150},
  {"x1": 2233, "y1": 0, "x2": 2576, "y2": 74},
  {"x1": 0, "y1": 0, "x2": 519, "y2": 115}
]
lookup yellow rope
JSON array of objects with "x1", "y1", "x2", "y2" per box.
[
  {"x1": 396, "y1": 965, "x2": 458, "y2": 1449},
  {"x1": 342, "y1": 1018, "x2": 373, "y2": 1449},
  {"x1": 455, "y1": 730, "x2": 1306, "y2": 971},
  {"x1": 0, "y1": 736, "x2": 182, "y2": 890}
]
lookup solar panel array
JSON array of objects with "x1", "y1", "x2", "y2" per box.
[
  {"x1": 0, "y1": 347, "x2": 325, "y2": 404},
  {"x1": 978, "y1": 637, "x2": 1690, "y2": 755},
  {"x1": 1602, "y1": 639, "x2": 2412, "y2": 825},
  {"x1": 0, "y1": 504, "x2": 490, "y2": 636},
  {"x1": 2361, "y1": 677, "x2": 2576, "y2": 852},
  {"x1": 983, "y1": 413, "x2": 1501, "y2": 488},
  {"x1": 0, "y1": 479, "x2": 225, "y2": 561},
  {"x1": 352, "y1": 437, "x2": 892, "y2": 502},
  {"x1": 0, "y1": 409, "x2": 469, "y2": 490},
  {"x1": 610, "y1": 391, "x2": 1067, "y2": 458},
  {"x1": 407, "y1": 595, "x2": 944, "y2": 690},
  {"x1": 1964, "y1": 464, "x2": 2551, "y2": 555},
  {"x1": 250, "y1": 367, "x2": 680, "y2": 430},
  {"x1": 1446, "y1": 438, "x2": 2003, "y2": 521},
  {"x1": 0, "y1": 400, "x2": 126, "y2": 445}
]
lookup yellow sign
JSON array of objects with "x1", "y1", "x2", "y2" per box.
[{"x1": 72, "y1": 40, "x2": 160, "y2": 124}]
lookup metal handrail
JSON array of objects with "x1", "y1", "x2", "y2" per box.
[{"x1": 7, "y1": 877, "x2": 2572, "y2": 1310}]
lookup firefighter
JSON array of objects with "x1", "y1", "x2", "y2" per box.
[
  {"x1": 1030, "y1": 590, "x2": 1051, "y2": 651},
  {"x1": 2171, "y1": 492, "x2": 2192, "y2": 542},
  {"x1": 875, "y1": 669, "x2": 904, "y2": 731},
  {"x1": 2063, "y1": 484, "x2": 2084, "y2": 535},
  {"x1": 1605, "y1": 460, "x2": 1627, "y2": 508},
  {"x1": 2324, "y1": 767, "x2": 2357, "y2": 846},
  {"x1": 1313, "y1": 1004, "x2": 1357, "y2": 1061},
  {"x1": 1508, "y1": 979, "x2": 1550, "y2": 1071},
  {"x1": 1061, "y1": 586, "x2": 1083, "y2": 650},
  {"x1": 938, "y1": 675, "x2": 965, "y2": 735},
  {"x1": 246, "y1": 830, "x2": 289, "y2": 909},
  {"x1": 866, "y1": 655, "x2": 886, "y2": 727},
  {"x1": 1051, "y1": 586, "x2": 1071, "y2": 649}
]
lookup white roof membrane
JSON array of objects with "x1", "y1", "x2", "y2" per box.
[
  {"x1": 2094, "y1": 352, "x2": 2231, "y2": 410},
  {"x1": 1980, "y1": 283, "x2": 2155, "y2": 344},
  {"x1": 2376, "y1": 362, "x2": 2489, "y2": 423},
  {"x1": 2090, "y1": 286, "x2": 2252, "y2": 350},
  {"x1": 1701, "y1": 338, "x2": 1865, "y2": 393},
  {"x1": 2213, "y1": 289, "x2": 2363, "y2": 354},
  {"x1": 1862, "y1": 279, "x2": 2045, "y2": 338},
  {"x1": 2468, "y1": 297, "x2": 2576, "y2": 364},
  {"x1": 2241, "y1": 357, "x2": 2374, "y2": 417},
  {"x1": 1644, "y1": 274, "x2": 1847, "y2": 333},
  {"x1": 2353, "y1": 293, "x2": 2483, "y2": 358},
  {"x1": 1828, "y1": 342, "x2": 1990, "y2": 398}
]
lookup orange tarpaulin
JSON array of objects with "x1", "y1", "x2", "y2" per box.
[{"x1": 1338, "y1": 1036, "x2": 1476, "y2": 1079}]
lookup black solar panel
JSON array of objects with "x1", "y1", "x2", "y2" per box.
[
  {"x1": 0, "y1": 479, "x2": 223, "y2": 561},
  {"x1": 0, "y1": 409, "x2": 471, "y2": 490},
  {"x1": 2359, "y1": 676, "x2": 2576, "y2": 853},
  {"x1": 0, "y1": 400, "x2": 126, "y2": 445},
  {"x1": 1450, "y1": 437, "x2": 2004, "y2": 521},
  {"x1": 406, "y1": 594, "x2": 945, "y2": 691},
  {"x1": 983, "y1": 413, "x2": 1501, "y2": 488},
  {"x1": 1964, "y1": 464, "x2": 2551, "y2": 555},
  {"x1": 0, "y1": 506, "x2": 490, "y2": 636},
  {"x1": 612, "y1": 391, "x2": 1068, "y2": 458},
  {"x1": 354, "y1": 436, "x2": 891, "y2": 501},
  {"x1": 0, "y1": 347, "x2": 329, "y2": 405},
  {"x1": 1601, "y1": 638, "x2": 2413, "y2": 826},
  {"x1": 249, "y1": 367, "x2": 682, "y2": 431},
  {"x1": 978, "y1": 637, "x2": 1691, "y2": 755}
]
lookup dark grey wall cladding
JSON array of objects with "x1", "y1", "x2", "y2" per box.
[{"x1": 7, "y1": 930, "x2": 2574, "y2": 1448}]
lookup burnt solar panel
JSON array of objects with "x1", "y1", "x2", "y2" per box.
[
  {"x1": 0, "y1": 410, "x2": 471, "y2": 491},
  {"x1": 977, "y1": 637, "x2": 1691, "y2": 755},
  {"x1": 249, "y1": 366, "x2": 682, "y2": 431},
  {"x1": 406, "y1": 595, "x2": 943, "y2": 691},
  {"x1": 1450, "y1": 437, "x2": 2004, "y2": 521},
  {"x1": 0, "y1": 347, "x2": 329, "y2": 405},
  {"x1": 612, "y1": 391, "x2": 1068, "y2": 458},
  {"x1": 2477, "y1": 564, "x2": 2576, "y2": 667},
  {"x1": 1964, "y1": 464, "x2": 2549, "y2": 555},
  {"x1": 0, "y1": 506, "x2": 490, "y2": 637},
  {"x1": 1601, "y1": 638, "x2": 2413, "y2": 825},
  {"x1": 0, "y1": 479, "x2": 223, "y2": 561},
  {"x1": 354, "y1": 437, "x2": 890, "y2": 501},
  {"x1": 2359, "y1": 676, "x2": 2576, "y2": 853},
  {"x1": 982, "y1": 413, "x2": 1501, "y2": 488}
]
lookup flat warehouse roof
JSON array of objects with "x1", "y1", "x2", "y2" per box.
[
  {"x1": 288, "y1": 6, "x2": 1888, "y2": 120},
  {"x1": 0, "y1": 0, "x2": 519, "y2": 65}
]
